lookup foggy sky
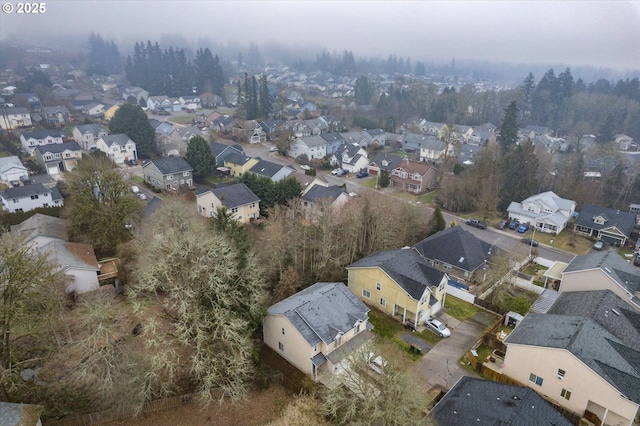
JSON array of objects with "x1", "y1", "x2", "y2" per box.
[{"x1": 1, "y1": 1, "x2": 639, "y2": 70}]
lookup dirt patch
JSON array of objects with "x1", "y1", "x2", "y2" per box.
[{"x1": 103, "y1": 385, "x2": 293, "y2": 426}]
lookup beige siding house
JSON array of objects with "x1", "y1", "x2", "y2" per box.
[
  {"x1": 195, "y1": 183, "x2": 260, "y2": 223},
  {"x1": 346, "y1": 248, "x2": 448, "y2": 329},
  {"x1": 263, "y1": 282, "x2": 373, "y2": 381}
]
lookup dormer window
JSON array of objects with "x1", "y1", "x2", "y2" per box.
[{"x1": 593, "y1": 215, "x2": 607, "y2": 225}]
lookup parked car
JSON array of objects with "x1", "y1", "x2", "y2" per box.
[
  {"x1": 593, "y1": 240, "x2": 604, "y2": 251},
  {"x1": 521, "y1": 238, "x2": 539, "y2": 247},
  {"x1": 517, "y1": 224, "x2": 530, "y2": 233},
  {"x1": 508, "y1": 221, "x2": 519, "y2": 230},
  {"x1": 131, "y1": 185, "x2": 140, "y2": 193},
  {"x1": 137, "y1": 193, "x2": 147, "y2": 200},
  {"x1": 128, "y1": 159, "x2": 138, "y2": 166},
  {"x1": 336, "y1": 169, "x2": 348, "y2": 177},
  {"x1": 424, "y1": 318, "x2": 451, "y2": 338},
  {"x1": 634, "y1": 254, "x2": 640, "y2": 266},
  {"x1": 269, "y1": 146, "x2": 278, "y2": 152},
  {"x1": 465, "y1": 219, "x2": 487, "y2": 230},
  {"x1": 300, "y1": 165, "x2": 311, "y2": 170},
  {"x1": 9, "y1": 180, "x2": 20, "y2": 187},
  {"x1": 497, "y1": 219, "x2": 510, "y2": 230},
  {"x1": 356, "y1": 171, "x2": 369, "y2": 178},
  {"x1": 331, "y1": 168, "x2": 343, "y2": 175}
]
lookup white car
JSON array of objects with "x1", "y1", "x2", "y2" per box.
[
  {"x1": 131, "y1": 185, "x2": 139, "y2": 193},
  {"x1": 300, "y1": 165, "x2": 311, "y2": 170},
  {"x1": 137, "y1": 193, "x2": 147, "y2": 200},
  {"x1": 331, "y1": 168, "x2": 343, "y2": 175},
  {"x1": 425, "y1": 318, "x2": 451, "y2": 338}
]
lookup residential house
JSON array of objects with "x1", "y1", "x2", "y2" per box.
[
  {"x1": 0, "y1": 183, "x2": 64, "y2": 213},
  {"x1": 503, "y1": 312, "x2": 640, "y2": 426},
  {"x1": 248, "y1": 159, "x2": 294, "y2": 182},
  {"x1": 103, "y1": 104, "x2": 120, "y2": 121},
  {"x1": 178, "y1": 95, "x2": 201, "y2": 111},
  {"x1": 559, "y1": 251, "x2": 640, "y2": 311},
  {"x1": 81, "y1": 102, "x2": 105, "y2": 118},
  {"x1": 301, "y1": 185, "x2": 351, "y2": 218},
  {"x1": 418, "y1": 120, "x2": 446, "y2": 136},
  {"x1": 121, "y1": 86, "x2": 149, "y2": 105},
  {"x1": 96, "y1": 134, "x2": 137, "y2": 164},
  {"x1": 453, "y1": 125, "x2": 474, "y2": 143},
  {"x1": 340, "y1": 131, "x2": 368, "y2": 147},
  {"x1": 35, "y1": 142, "x2": 83, "y2": 175},
  {"x1": 289, "y1": 171, "x2": 329, "y2": 196},
  {"x1": 233, "y1": 120, "x2": 266, "y2": 144},
  {"x1": 615, "y1": 134, "x2": 636, "y2": 152},
  {"x1": 10, "y1": 213, "x2": 68, "y2": 249},
  {"x1": 319, "y1": 133, "x2": 346, "y2": 155},
  {"x1": 289, "y1": 135, "x2": 327, "y2": 160},
  {"x1": 153, "y1": 121, "x2": 176, "y2": 155},
  {"x1": 430, "y1": 376, "x2": 573, "y2": 426},
  {"x1": 0, "y1": 156, "x2": 28, "y2": 183},
  {"x1": 418, "y1": 138, "x2": 449, "y2": 163},
  {"x1": 38, "y1": 239, "x2": 100, "y2": 294},
  {"x1": 389, "y1": 158, "x2": 437, "y2": 194},
  {"x1": 330, "y1": 143, "x2": 369, "y2": 173},
  {"x1": 290, "y1": 120, "x2": 312, "y2": 138},
  {"x1": 0, "y1": 106, "x2": 32, "y2": 130},
  {"x1": 169, "y1": 126, "x2": 203, "y2": 156},
  {"x1": 362, "y1": 128, "x2": 387, "y2": 147},
  {"x1": 20, "y1": 130, "x2": 64, "y2": 156},
  {"x1": 143, "y1": 156, "x2": 194, "y2": 191},
  {"x1": 223, "y1": 153, "x2": 259, "y2": 178},
  {"x1": 574, "y1": 204, "x2": 636, "y2": 246},
  {"x1": 259, "y1": 119, "x2": 287, "y2": 141},
  {"x1": 507, "y1": 191, "x2": 576, "y2": 235},
  {"x1": 0, "y1": 401, "x2": 44, "y2": 426},
  {"x1": 522, "y1": 125, "x2": 552, "y2": 140},
  {"x1": 72, "y1": 124, "x2": 108, "y2": 151},
  {"x1": 401, "y1": 133, "x2": 437, "y2": 153},
  {"x1": 263, "y1": 282, "x2": 373, "y2": 381},
  {"x1": 413, "y1": 226, "x2": 501, "y2": 284},
  {"x1": 468, "y1": 129, "x2": 496, "y2": 146},
  {"x1": 304, "y1": 117, "x2": 329, "y2": 135},
  {"x1": 146, "y1": 95, "x2": 172, "y2": 112},
  {"x1": 210, "y1": 115, "x2": 236, "y2": 133},
  {"x1": 196, "y1": 183, "x2": 260, "y2": 223},
  {"x1": 367, "y1": 152, "x2": 404, "y2": 176},
  {"x1": 40, "y1": 106, "x2": 70, "y2": 126},
  {"x1": 346, "y1": 248, "x2": 448, "y2": 329},
  {"x1": 13, "y1": 92, "x2": 41, "y2": 110},
  {"x1": 209, "y1": 141, "x2": 244, "y2": 168},
  {"x1": 457, "y1": 143, "x2": 484, "y2": 165}
]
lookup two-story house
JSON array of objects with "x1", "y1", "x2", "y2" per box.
[
  {"x1": 223, "y1": 153, "x2": 259, "y2": 178},
  {"x1": 143, "y1": 156, "x2": 194, "y2": 191},
  {"x1": 288, "y1": 135, "x2": 327, "y2": 160},
  {"x1": 209, "y1": 141, "x2": 244, "y2": 168},
  {"x1": 0, "y1": 183, "x2": 64, "y2": 213},
  {"x1": 346, "y1": 248, "x2": 448, "y2": 329},
  {"x1": 196, "y1": 183, "x2": 260, "y2": 223},
  {"x1": 574, "y1": 204, "x2": 636, "y2": 246},
  {"x1": 72, "y1": 124, "x2": 108, "y2": 151},
  {"x1": 0, "y1": 107, "x2": 32, "y2": 130},
  {"x1": 248, "y1": 159, "x2": 294, "y2": 182},
  {"x1": 507, "y1": 191, "x2": 576, "y2": 235},
  {"x1": 330, "y1": 143, "x2": 369, "y2": 173},
  {"x1": 263, "y1": 282, "x2": 373, "y2": 382},
  {"x1": 367, "y1": 152, "x2": 404, "y2": 176},
  {"x1": 0, "y1": 156, "x2": 28, "y2": 183},
  {"x1": 95, "y1": 134, "x2": 137, "y2": 164},
  {"x1": 301, "y1": 185, "x2": 351, "y2": 220},
  {"x1": 40, "y1": 106, "x2": 70, "y2": 126},
  {"x1": 146, "y1": 95, "x2": 172, "y2": 112},
  {"x1": 35, "y1": 142, "x2": 83, "y2": 175},
  {"x1": 389, "y1": 158, "x2": 437, "y2": 194},
  {"x1": 20, "y1": 130, "x2": 64, "y2": 156},
  {"x1": 319, "y1": 132, "x2": 345, "y2": 156}
]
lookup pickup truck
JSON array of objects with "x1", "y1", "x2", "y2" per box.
[{"x1": 465, "y1": 219, "x2": 487, "y2": 229}]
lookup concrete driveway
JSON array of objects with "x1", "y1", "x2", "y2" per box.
[{"x1": 415, "y1": 311, "x2": 496, "y2": 392}]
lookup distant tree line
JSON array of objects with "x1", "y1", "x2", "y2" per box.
[
  {"x1": 236, "y1": 73, "x2": 272, "y2": 120},
  {"x1": 124, "y1": 41, "x2": 225, "y2": 98},
  {"x1": 87, "y1": 33, "x2": 122, "y2": 76}
]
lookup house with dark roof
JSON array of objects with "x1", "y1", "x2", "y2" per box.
[
  {"x1": 196, "y1": 183, "x2": 260, "y2": 223},
  {"x1": 40, "y1": 105, "x2": 70, "y2": 126},
  {"x1": 507, "y1": 191, "x2": 576, "y2": 235},
  {"x1": 430, "y1": 376, "x2": 573, "y2": 426},
  {"x1": 362, "y1": 128, "x2": 386, "y2": 147},
  {"x1": 35, "y1": 142, "x2": 82, "y2": 175},
  {"x1": 319, "y1": 132, "x2": 345, "y2": 155},
  {"x1": 329, "y1": 143, "x2": 369, "y2": 173},
  {"x1": 346, "y1": 248, "x2": 448, "y2": 329},
  {"x1": 20, "y1": 130, "x2": 64, "y2": 156},
  {"x1": 209, "y1": 115, "x2": 236, "y2": 133},
  {"x1": 0, "y1": 183, "x2": 63, "y2": 213},
  {"x1": 223, "y1": 153, "x2": 259, "y2": 178},
  {"x1": 560, "y1": 251, "x2": 640, "y2": 311},
  {"x1": 96, "y1": 134, "x2": 137, "y2": 164},
  {"x1": 10, "y1": 213, "x2": 68, "y2": 248},
  {"x1": 456, "y1": 143, "x2": 484, "y2": 165},
  {"x1": 574, "y1": 204, "x2": 636, "y2": 246},
  {"x1": 209, "y1": 141, "x2": 244, "y2": 168},
  {"x1": 412, "y1": 226, "x2": 502, "y2": 284},
  {"x1": 72, "y1": 124, "x2": 108, "y2": 151},
  {"x1": 301, "y1": 185, "x2": 351, "y2": 219},
  {"x1": 248, "y1": 159, "x2": 293, "y2": 182},
  {"x1": 259, "y1": 119, "x2": 288, "y2": 141},
  {"x1": 263, "y1": 282, "x2": 373, "y2": 381},
  {"x1": 143, "y1": 156, "x2": 194, "y2": 191},
  {"x1": 367, "y1": 152, "x2": 404, "y2": 176},
  {"x1": 503, "y1": 312, "x2": 640, "y2": 426},
  {"x1": 289, "y1": 171, "x2": 328, "y2": 196}
]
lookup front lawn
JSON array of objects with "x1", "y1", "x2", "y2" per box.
[
  {"x1": 168, "y1": 115, "x2": 195, "y2": 125},
  {"x1": 368, "y1": 309, "x2": 405, "y2": 339},
  {"x1": 444, "y1": 295, "x2": 480, "y2": 321}
]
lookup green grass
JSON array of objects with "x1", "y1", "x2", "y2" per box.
[
  {"x1": 360, "y1": 177, "x2": 377, "y2": 188},
  {"x1": 444, "y1": 295, "x2": 480, "y2": 321},
  {"x1": 416, "y1": 329, "x2": 442, "y2": 346},
  {"x1": 368, "y1": 309, "x2": 405, "y2": 339},
  {"x1": 168, "y1": 115, "x2": 195, "y2": 125},
  {"x1": 415, "y1": 190, "x2": 439, "y2": 205}
]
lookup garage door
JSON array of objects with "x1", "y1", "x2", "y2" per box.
[{"x1": 47, "y1": 165, "x2": 59, "y2": 174}]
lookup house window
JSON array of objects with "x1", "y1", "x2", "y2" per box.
[
  {"x1": 12, "y1": 199, "x2": 18, "y2": 203},
  {"x1": 434, "y1": 260, "x2": 440, "y2": 266},
  {"x1": 278, "y1": 342, "x2": 284, "y2": 352},
  {"x1": 30, "y1": 195, "x2": 39, "y2": 200},
  {"x1": 231, "y1": 207, "x2": 238, "y2": 214},
  {"x1": 379, "y1": 298, "x2": 386, "y2": 307},
  {"x1": 356, "y1": 322, "x2": 360, "y2": 333},
  {"x1": 560, "y1": 389, "x2": 571, "y2": 400},
  {"x1": 167, "y1": 175, "x2": 173, "y2": 180},
  {"x1": 281, "y1": 328, "x2": 285, "y2": 335},
  {"x1": 376, "y1": 282, "x2": 382, "y2": 291},
  {"x1": 557, "y1": 369, "x2": 566, "y2": 379},
  {"x1": 443, "y1": 264, "x2": 452, "y2": 271},
  {"x1": 529, "y1": 373, "x2": 543, "y2": 386},
  {"x1": 362, "y1": 289, "x2": 371, "y2": 299},
  {"x1": 250, "y1": 202, "x2": 255, "y2": 208},
  {"x1": 183, "y1": 171, "x2": 190, "y2": 177}
]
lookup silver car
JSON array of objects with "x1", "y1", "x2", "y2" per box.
[{"x1": 425, "y1": 318, "x2": 451, "y2": 337}]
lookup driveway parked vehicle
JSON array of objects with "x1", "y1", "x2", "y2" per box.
[
  {"x1": 300, "y1": 165, "x2": 311, "y2": 170},
  {"x1": 131, "y1": 185, "x2": 140, "y2": 193},
  {"x1": 356, "y1": 171, "x2": 369, "y2": 178},
  {"x1": 508, "y1": 221, "x2": 519, "y2": 230},
  {"x1": 517, "y1": 224, "x2": 530, "y2": 233},
  {"x1": 465, "y1": 219, "x2": 487, "y2": 229},
  {"x1": 331, "y1": 168, "x2": 343, "y2": 175},
  {"x1": 424, "y1": 318, "x2": 451, "y2": 338},
  {"x1": 521, "y1": 238, "x2": 539, "y2": 247},
  {"x1": 137, "y1": 193, "x2": 147, "y2": 200},
  {"x1": 497, "y1": 219, "x2": 510, "y2": 230},
  {"x1": 593, "y1": 240, "x2": 604, "y2": 250}
]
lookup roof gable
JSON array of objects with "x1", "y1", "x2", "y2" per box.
[
  {"x1": 210, "y1": 183, "x2": 260, "y2": 208},
  {"x1": 146, "y1": 156, "x2": 193, "y2": 175}
]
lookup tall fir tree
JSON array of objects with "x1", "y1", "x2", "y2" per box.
[{"x1": 498, "y1": 101, "x2": 520, "y2": 154}]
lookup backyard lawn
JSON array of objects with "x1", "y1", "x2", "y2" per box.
[{"x1": 444, "y1": 295, "x2": 480, "y2": 321}]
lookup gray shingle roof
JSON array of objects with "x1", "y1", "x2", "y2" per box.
[
  {"x1": 224, "y1": 152, "x2": 253, "y2": 166},
  {"x1": 432, "y1": 376, "x2": 573, "y2": 426},
  {"x1": 505, "y1": 313, "x2": 640, "y2": 403},
  {"x1": 209, "y1": 141, "x2": 242, "y2": 158},
  {"x1": 267, "y1": 282, "x2": 369, "y2": 346},
  {"x1": 564, "y1": 251, "x2": 640, "y2": 295},
  {"x1": 21, "y1": 130, "x2": 63, "y2": 140},
  {"x1": 302, "y1": 185, "x2": 347, "y2": 204},
  {"x1": 1, "y1": 183, "x2": 60, "y2": 200},
  {"x1": 574, "y1": 204, "x2": 635, "y2": 237},
  {"x1": 35, "y1": 141, "x2": 81, "y2": 155},
  {"x1": 210, "y1": 183, "x2": 259, "y2": 208},
  {"x1": 75, "y1": 124, "x2": 106, "y2": 136},
  {"x1": 101, "y1": 134, "x2": 132, "y2": 147},
  {"x1": 146, "y1": 156, "x2": 193, "y2": 175},
  {"x1": 413, "y1": 226, "x2": 501, "y2": 273},
  {"x1": 10, "y1": 213, "x2": 68, "y2": 242},
  {"x1": 369, "y1": 152, "x2": 403, "y2": 171},
  {"x1": 347, "y1": 249, "x2": 445, "y2": 300},
  {"x1": 249, "y1": 159, "x2": 284, "y2": 178}
]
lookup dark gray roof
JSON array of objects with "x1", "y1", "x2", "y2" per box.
[
  {"x1": 209, "y1": 141, "x2": 242, "y2": 158},
  {"x1": 564, "y1": 251, "x2": 640, "y2": 295},
  {"x1": 369, "y1": 152, "x2": 403, "y2": 171},
  {"x1": 548, "y1": 290, "x2": 640, "y2": 348},
  {"x1": 267, "y1": 282, "x2": 370, "y2": 346},
  {"x1": 101, "y1": 133, "x2": 132, "y2": 147},
  {"x1": 432, "y1": 376, "x2": 573, "y2": 426},
  {"x1": 319, "y1": 132, "x2": 344, "y2": 143},
  {"x1": 146, "y1": 156, "x2": 193, "y2": 175},
  {"x1": 249, "y1": 159, "x2": 284, "y2": 178},
  {"x1": 413, "y1": 226, "x2": 500, "y2": 273},
  {"x1": 1, "y1": 183, "x2": 60, "y2": 200},
  {"x1": 505, "y1": 313, "x2": 640, "y2": 403},
  {"x1": 35, "y1": 141, "x2": 82, "y2": 155},
  {"x1": 574, "y1": 204, "x2": 635, "y2": 237},
  {"x1": 210, "y1": 183, "x2": 259, "y2": 208},
  {"x1": 302, "y1": 185, "x2": 347, "y2": 204},
  {"x1": 75, "y1": 124, "x2": 106, "y2": 136},
  {"x1": 224, "y1": 152, "x2": 253, "y2": 166},
  {"x1": 21, "y1": 130, "x2": 63, "y2": 139},
  {"x1": 347, "y1": 249, "x2": 445, "y2": 300}
]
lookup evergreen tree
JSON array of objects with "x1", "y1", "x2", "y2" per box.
[
  {"x1": 499, "y1": 139, "x2": 539, "y2": 210},
  {"x1": 259, "y1": 74, "x2": 272, "y2": 119},
  {"x1": 236, "y1": 78, "x2": 246, "y2": 120},
  {"x1": 426, "y1": 205, "x2": 446, "y2": 236},
  {"x1": 498, "y1": 101, "x2": 520, "y2": 154},
  {"x1": 355, "y1": 75, "x2": 375, "y2": 105},
  {"x1": 598, "y1": 114, "x2": 615, "y2": 144},
  {"x1": 109, "y1": 103, "x2": 155, "y2": 157},
  {"x1": 379, "y1": 169, "x2": 390, "y2": 188},
  {"x1": 185, "y1": 135, "x2": 215, "y2": 179}
]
